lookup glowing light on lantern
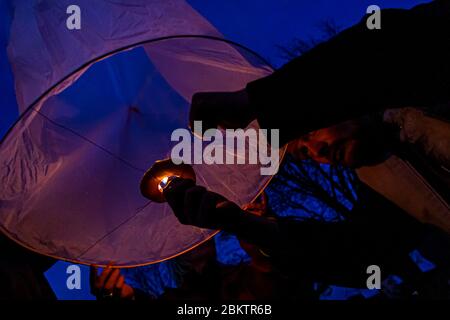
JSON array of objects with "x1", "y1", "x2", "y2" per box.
[
  {"x1": 157, "y1": 175, "x2": 179, "y2": 192},
  {"x1": 140, "y1": 159, "x2": 196, "y2": 203}
]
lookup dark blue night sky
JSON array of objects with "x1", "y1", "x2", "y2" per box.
[
  {"x1": 0, "y1": 0, "x2": 431, "y2": 300},
  {"x1": 187, "y1": 0, "x2": 429, "y2": 67}
]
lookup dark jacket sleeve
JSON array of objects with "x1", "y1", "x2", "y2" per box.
[
  {"x1": 246, "y1": 0, "x2": 450, "y2": 145},
  {"x1": 226, "y1": 185, "x2": 425, "y2": 287}
]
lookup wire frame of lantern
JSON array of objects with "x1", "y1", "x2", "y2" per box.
[{"x1": 0, "y1": 35, "x2": 285, "y2": 267}]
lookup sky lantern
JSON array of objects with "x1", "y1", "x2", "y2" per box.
[{"x1": 0, "y1": 8, "x2": 284, "y2": 266}]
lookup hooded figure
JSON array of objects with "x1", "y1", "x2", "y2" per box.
[
  {"x1": 187, "y1": 0, "x2": 450, "y2": 234},
  {"x1": 244, "y1": 0, "x2": 450, "y2": 233}
]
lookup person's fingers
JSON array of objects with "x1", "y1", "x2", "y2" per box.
[
  {"x1": 116, "y1": 275, "x2": 125, "y2": 289},
  {"x1": 286, "y1": 140, "x2": 299, "y2": 154},
  {"x1": 214, "y1": 200, "x2": 243, "y2": 227},
  {"x1": 89, "y1": 265, "x2": 99, "y2": 294},
  {"x1": 286, "y1": 140, "x2": 309, "y2": 160},
  {"x1": 183, "y1": 186, "x2": 209, "y2": 226},
  {"x1": 90, "y1": 266, "x2": 98, "y2": 284},
  {"x1": 164, "y1": 177, "x2": 229, "y2": 228},
  {"x1": 103, "y1": 268, "x2": 121, "y2": 292},
  {"x1": 163, "y1": 178, "x2": 196, "y2": 224},
  {"x1": 95, "y1": 262, "x2": 114, "y2": 289},
  {"x1": 112, "y1": 275, "x2": 125, "y2": 297},
  {"x1": 95, "y1": 268, "x2": 112, "y2": 289},
  {"x1": 201, "y1": 192, "x2": 224, "y2": 228},
  {"x1": 184, "y1": 186, "x2": 227, "y2": 229}
]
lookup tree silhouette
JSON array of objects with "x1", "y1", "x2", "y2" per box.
[
  {"x1": 277, "y1": 19, "x2": 342, "y2": 60},
  {"x1": 267, "y1": 156, "x2": 360, "y2": 222},
  {"x1": 268, "y1": 19, "x2": 362, "y2": 223}
]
